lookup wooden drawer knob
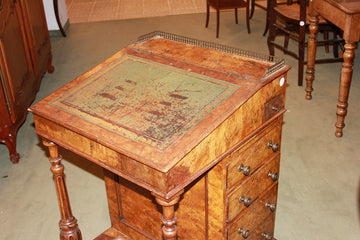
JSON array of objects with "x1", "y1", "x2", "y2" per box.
[
  {"x1": 267, "y1": 171, "x2": 278, "y2": 182},
  {"x1": 239, "y1": 195, "x2": 251, "y2": 207},
  {"x1": 267, "y1": 141, "x2": 279, "y2": 152},
  {"x1": 262, "y1": 232, "x2": 272, "y2": 239},
  {"x1": 238, "y1": 164, "x2": 250, "y2": 176},
  {"x1": 238, "y1": 227, "x2": 249, "y2": 239},
  {"x1": 265, "y1": 201, "x2": 276, "y2": 212}
]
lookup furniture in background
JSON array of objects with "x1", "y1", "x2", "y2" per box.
[
  {"x1": 206, "y1": 0, "x2": 251, "y2": 38},
  {"x1": 250, "y1": 0, "x2": 291, "y2": 36},
  {"x1": 305, "y1": 0, "x2": 360, "y2": 137},
  {"x1": 29, "y1": 32, "x2": 290, "y2": 240},
  {"x1": 54, "y1": 0, "x2": 66, "y2": 37},
  {"x1": 250, "y1": 0, "x2": 268, "y2": 18},
  {"x1": 250, "y1": 0, "x2": 270, "y2": 35},
  {"x1": 267, "y1": 0, "x2": 343, "y2": 86},
  {"x1": 0, "y1": 0, "x2": 53, "y2": 163}
]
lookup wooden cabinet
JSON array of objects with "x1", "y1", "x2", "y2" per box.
[
  {"x1": 29, "y1": 32, "x2": 290, "y2": 240},
  {"x1": 0, "y1": 0, "x2": 52, "y2": 163},
  {"x1": 19, "y1": 0, "x2": 54, "y2": 76}
]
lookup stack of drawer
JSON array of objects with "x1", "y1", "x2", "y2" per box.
[{"x1": 208, "y1": 113, "x2": 283, "y2": 240}]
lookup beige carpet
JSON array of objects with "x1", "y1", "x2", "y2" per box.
[{"x1": 1, "y1": 10, "x2": 360, "y2": 239}]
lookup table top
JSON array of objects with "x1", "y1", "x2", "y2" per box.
[
  {"x1": 311, "y1": 0, "x2": 360, "y2": 41},
  {"x1": 29, "y1": 32, "x2": 289, "y2": 172},
  {"x1": 322, "y1": 0, "x2": 360, "y2": 14}
]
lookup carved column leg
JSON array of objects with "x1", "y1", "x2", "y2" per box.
[
  {"x1": 153, "y1": 191, "x2": 183, "y2": 240},
  {"x1": 42, "y1": 140, "x2": 82, "y2": 240},
  {"x1": 305, "y1": 14, "x2": 319, "y2": 100},
  {"x1": 335, "y1": 42, "x2": 356, "y2": 137}
]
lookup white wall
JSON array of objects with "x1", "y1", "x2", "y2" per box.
[{"x1": 43, "y1": 0, "x2": 68, "y2": 31}]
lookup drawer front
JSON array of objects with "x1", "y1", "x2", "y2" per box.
[
  {"x1": 226, "y1": 155, "x2": 280, "y2": 222},
  {"x1": 226, "y1": 121, "x2": 282, "y2": 191},
  {"x1": 263, "y1": 93, "x2": 284, "y2": 123},
  {"x1": 227, "y1": 183, "x2": 278, "y2": 240}
]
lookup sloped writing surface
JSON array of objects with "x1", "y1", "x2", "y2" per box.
[{"x1": 51, "y1": 54, "x2": 239, "y2": 150}]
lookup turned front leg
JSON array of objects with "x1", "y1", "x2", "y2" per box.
[
  {"x1": 42, "y1": 140, "x2": 82, "y2": 240},
  {"x1": 305, "y1": 13, "x2": 319, "y2": 100},
  {"x1": 335, "y1": 42, "x2": 356, "y2": 137},
  {"x1": 153, "y1": 191, "x2": 183, "y2": 240}
]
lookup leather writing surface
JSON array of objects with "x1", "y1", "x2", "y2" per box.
[{"x1": 51, "y1": 54, "x2": 239, "y2": 150}]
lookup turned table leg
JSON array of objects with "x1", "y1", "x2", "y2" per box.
[
  {"x1": 305, "y1": 14, "x2": 319, "y2": 100},
  {"x1": 335, "y1": 42, "x2": 356, "y2": 137},
  {"x1": 42, "y1": 140, "x2": 82, "y2": 240},
  {"x1": 153, "y1": 191, "x2": 183, "y2": 240}
]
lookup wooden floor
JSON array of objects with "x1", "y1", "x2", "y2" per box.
[{"x1": 65, "y1": 0, "x2": 207, "y2": 23}]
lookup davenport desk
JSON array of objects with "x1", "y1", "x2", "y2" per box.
[
  {"x1": 305, "y1": 0, "x2": 360, "y2": 137},
  {"x1": 29, "y1": 32, "x2": 290, "y2": 240}
]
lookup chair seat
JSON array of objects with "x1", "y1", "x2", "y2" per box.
[
  {"x1": 274, "y1": 4, "x2": 328, "y2": 24},
  {"x1": 208, "y1": 0, "x2": 248, "y2": 9},
  {"x1": 255, "y1": 1, "x2": 268, "y2": 10}
]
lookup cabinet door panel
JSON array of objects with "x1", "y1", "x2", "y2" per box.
[
  {"x1": 0, "y1": 0, "x2": 35, "y2": 121},
  {"x1": 0, "y1": 0, "x2": 51, "y2": 163},
  {"x1": 0, "y1": 66, "x2": 12, "y2": 122},
  {"x1": 19, "y1": 0, "x2": 50, "y2": 76}
]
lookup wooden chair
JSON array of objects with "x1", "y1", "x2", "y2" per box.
[
  {"x1": 206, "y1": 0, "x2": 251, "y2": 38},
  {"x1": 249, "y1": 0, "x2": 288, "y2": 36},
  {"x1": 267, "y1": 0, "x2": 343, "y2": 86},
  {"x1": 249, "y1": 0, "x2": 269, "y2": 35}
]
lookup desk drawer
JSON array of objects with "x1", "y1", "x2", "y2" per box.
[
  {"x1": 227, "y1": 183, "x2": 278, "y2": 240},
  {"x1": 263, "y1": 94, "x2": 284, "y2": 123},
  {"x1": 226, "y1": 155, "x2": 280, "y2": 222},
  {"x1": 226, "y1": 122, "x2": 282, "y2": 191}
]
